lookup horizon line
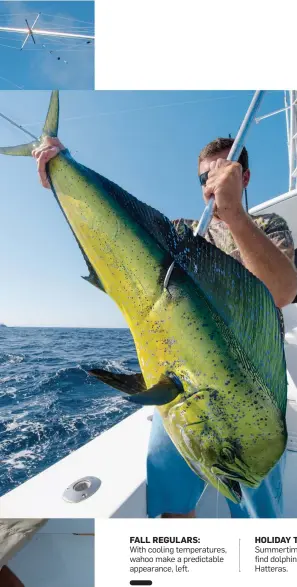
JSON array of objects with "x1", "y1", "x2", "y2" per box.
[{"x1": 0, "y1": 324, "x2": 129, "y2": 329}]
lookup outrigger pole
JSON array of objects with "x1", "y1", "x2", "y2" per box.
[
  {"x1": 255, "y1": 91, "x2": 297, "y2": 191},
  {"x1": 0, "y1": 13, "x2": 95, "y2": 49},
  {"x1": 194, "y1": 90, "x2": 265, "y2": 237}
]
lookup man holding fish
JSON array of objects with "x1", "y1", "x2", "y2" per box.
[{"x1": 32, "y1": 132, "x2": 297, "y2": 519}]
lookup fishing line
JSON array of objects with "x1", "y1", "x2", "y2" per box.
[
  {"x1": 0, "y1": 42, "x2": 20, "y2": 49},
  {"x1": 21, "y1": 93, "x2": 256, "y2": 130},
  {"x1": 0, "y1": 111, "x2": 38, "y2": 140},
  {"x1": 0, "y1": 75, "x2": 24, "y2": 89},
  {"x1": 0, "y1": 12, "x2": 39, "y2": 17},
  {"x1": 0, "y1": 34, "x2": 26, "y2": 42},
  {"x1": 40, "y1": 13, "x2": 94, "y2": 25},
  {"x1": 240, "y1": 486, "x2": 258, "y2": 518},
  {"x1": 193, "y1": 481, "x2": 209, "y2": 517},
  {"x1": 48, "y1": 47, "x2": 93, "y2": 53},
  {"x1": 0, "y1": 43, "x2": 91, "y2": 53},
  {"x1": 0, "y1": 43, "x2": 92, "y2": 56},
  {"x1": 0, "y1": 12, "x2": 94, "y2": 26},
  {"x1": 216, "y1": 480, "x2": 220, "y2": 518},
  {"x1": 44, "y1": 25, "x2": 94, "y2": 31}
]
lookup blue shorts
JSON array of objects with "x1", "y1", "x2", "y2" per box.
[{"x1": 146, "y1": 409, "x2": 286, "y2": 518}]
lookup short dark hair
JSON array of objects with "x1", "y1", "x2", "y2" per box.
[{"x1": 198, "y1": 137, "x2": 249, "y2": 171}]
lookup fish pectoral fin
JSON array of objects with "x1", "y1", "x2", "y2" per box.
[
  {"x1": 88, "y1": 369, "x2": 146, "y2": 395},
  {"x1": 125, "y1": 375, "x2": 181, "y2": 406},
  {"x1": 88, "y1": 370, "x2": 180, "y2": 405}
]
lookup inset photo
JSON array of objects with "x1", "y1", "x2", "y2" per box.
[
  {"x1": 0, "y1": 518, "x2": 94, "y2": 587},
  {"x1": 0, "y1": 2, "x2": 94, "y2": 90}
]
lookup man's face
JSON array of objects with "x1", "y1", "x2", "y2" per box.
[{"x1": 199, "y1": 148, "x2": 250, "y2": 206}]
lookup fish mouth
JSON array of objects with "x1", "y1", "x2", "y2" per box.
[
  {"x1": 212, "y1": 463, "x2": 260, "y2": 487},
  {"x1": 190, "y1": 462, "x2": 243, "y2": 503},
  {"x1": 219, "y1": 477, "x2": 242, "y2": 502}
]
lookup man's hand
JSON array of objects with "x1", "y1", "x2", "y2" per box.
[
  {"x1": 204, "y1": 159, "x2": 244, "y2": 224},
  {"x1": 32, "y1": 136, "x2": 65, "y2": 188}
]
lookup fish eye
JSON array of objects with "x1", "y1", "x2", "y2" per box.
[{"x1": 220, "y1": 447, "x2": 235, "y2": 462}]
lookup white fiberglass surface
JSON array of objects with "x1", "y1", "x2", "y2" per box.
[{"x1": 8, "y1": 519, "x2": 94, "y2": 587}]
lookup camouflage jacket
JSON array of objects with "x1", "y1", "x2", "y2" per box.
[{"x1": 172, "y1": 213, "x2": 295, "y2": 337}]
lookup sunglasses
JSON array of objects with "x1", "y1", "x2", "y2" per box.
[
  {"x1": 199, "y1": 167, "x2": 247, "y2": 187},
  {"x1": 199, "y1": 171, "x2": 209, "y2": 186}
]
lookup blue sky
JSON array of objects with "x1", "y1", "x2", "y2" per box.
[
  {"x1": 0, "y1": 1, "x2": 94, "y2": 90},
  {"x1": 0, "y1": 90, "x2": 290, "y2": 327}
]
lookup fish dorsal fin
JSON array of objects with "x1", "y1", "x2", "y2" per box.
[
  {"x1": 41, "y1": 90, "x2": 59, "y2": 138},
  {"x1": 176, "y1": 225, "x2": 287, "y2": 416}
]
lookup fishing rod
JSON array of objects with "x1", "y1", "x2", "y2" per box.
[
  {"x1": 194, "y1": 89, "x2": 265, "y2": 238},
  {"x1": 164, "y1": 89, "x2": 265, "y2": 289}
]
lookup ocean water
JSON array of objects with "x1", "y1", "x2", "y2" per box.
[{"x1": 0, "y1": 327, "x2": 139, "y2": 497}]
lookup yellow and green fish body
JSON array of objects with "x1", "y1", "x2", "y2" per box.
[{"x1": 0, "y1": 91, "x2": 287, "y2": 503}]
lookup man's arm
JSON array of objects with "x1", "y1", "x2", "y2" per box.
[
  {"x1": 204, "y1": 159, "x2": 297, "y2": 308},
  {"x1": 227, "y1": 211, "x2": 297, "y2": 308},
  {"x1": 32, "y1": 136, "x2": 65, "y2": 188}
]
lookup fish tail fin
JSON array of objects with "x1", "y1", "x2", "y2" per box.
[
  {"x1": 0, "y1": 142, "x2": 38, "y2": 156},
  {"x1": 41, "y1": 90, "x2": 59, "y2": 138},
  {"x1": 0, "y1": 90, "x2": 59, "y2": 157}
]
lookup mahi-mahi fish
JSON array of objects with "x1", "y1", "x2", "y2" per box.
[{"x1": 0, "y1": 91, "x2": 287, "y2": 503}]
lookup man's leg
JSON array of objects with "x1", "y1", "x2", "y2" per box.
[
  {"x1": 227, "y1": 452, "x2": 286, "y2": 518},
  {"x1": 146, "y1": 409, "x2": 205, "y2": 518}
]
